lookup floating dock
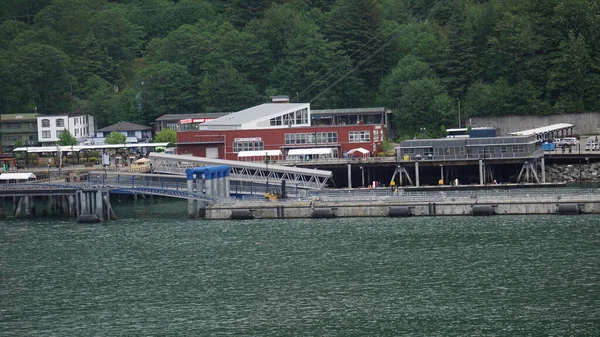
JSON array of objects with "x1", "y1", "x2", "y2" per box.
[{"x1": 205, "y1": 194, "x2": 600, "y2": 220}]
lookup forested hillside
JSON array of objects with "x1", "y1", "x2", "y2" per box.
[{"x1": 0, "y1": 0, "x2": 599, "y2": 137}]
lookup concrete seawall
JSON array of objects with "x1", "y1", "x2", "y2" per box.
[
  {"x1": 206, "y1": 196, "x2": 600, "y2": 220},
  {"x1": 471, "y1": 111, "x2": 600, "y2": 136}
]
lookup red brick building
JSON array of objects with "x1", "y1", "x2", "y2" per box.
[{"x1": 176, "y1": 102, "x2": 386, "y2": 161}]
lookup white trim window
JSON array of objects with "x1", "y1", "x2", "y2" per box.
[
  {"x1": 233, "y1": 141, "x2": 264, "y2": 153},
  {"x1": 56, "y1": 119, "x2": 65, "y2": 127},
  {"x1": 42, "y1": 131, "x2": 51, "y2": 139},
  {"x1": 41, "y1": 119, "x2": 50, "y2": 127},
  {"x1": 349, "y1": 131, "x2": 370, "y2": 143}
]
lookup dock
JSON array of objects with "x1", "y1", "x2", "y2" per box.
[{"x1": 205, "y1": 187, "x2": 600, "y2": 219}]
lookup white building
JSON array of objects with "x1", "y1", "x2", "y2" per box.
[
  {"x1": 37, "y1": 114, "x2": 95, "y2": 145},
  {"x1": 92, "y1": 122, "x2": 153, "y2": 145}
]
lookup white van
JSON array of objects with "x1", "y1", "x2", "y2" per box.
[{"x1": 558, "y1": 137, "x2": 578, "y2": 146}]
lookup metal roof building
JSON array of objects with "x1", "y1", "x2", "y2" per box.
[{"x1": 198, "y1": 103, "x2": 310, "y2": 130}]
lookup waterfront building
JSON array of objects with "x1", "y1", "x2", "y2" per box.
[
  {"x1": 155, "y1": 113, "x2": 229, "y2": 132},
  {"x1": 394, "y1": 135, "x2": 544, "y2": 186},
  {"x1": 176, "y1": 100, "x2": 387, "y2": 161},
  {"x1": 0, "y1": 113, "x2": 39, "y2": 151},
  {"x1": 36, "y1": 113, "x2": 95, "y2": 146},
  {"x1": 92, "y1": 122, "x2": 153, "y2": 145}
]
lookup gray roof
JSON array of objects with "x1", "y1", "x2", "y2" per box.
[
  {"x1": 155, "y1": 113, "x2": 230, "y2": 122},
  {"x1": 96, "y1": 122, "x2": 152, "y2": 132},
  {"x1": 311, "y1": 107, "x2": 388, "y2": 115},
  {"x1": 201, "y1": 103, "x2": 308, "y2": 127},
  {"x1": 399, "y1": 136, "x2": 537, "y2": 148}
]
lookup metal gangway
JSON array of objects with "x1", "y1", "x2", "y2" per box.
[
  {"x1": 149, "y1": 153, "x2": 332, "y2": 190},
  {"x1": 0, "y1": 181, "x2": 219, "y2": 203}
]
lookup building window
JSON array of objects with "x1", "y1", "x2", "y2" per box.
[
  {"x1": 41, "y1": 119, "x2": 50, "y2": 127},
  {"x1": 56, "y1": 119, "x2": 64, "y2": 127},
  {"x1": 127, "y1": 131, "x2": 136, "y2": 137},
  {"x1": 373, "y1": 130, "x2": 379, "y2": 141},
  {"x1": 269, "y1": 116, "x2": 282, "y2": 126},
  {"x1": 295, "y1": 108, "x2": 308, "y2": 124},
  {"x1": 285, "y1": 132, "x2": 338, "y2": 145},
  {"x1": 42, "y1": 131, "x2": 51, "y2": 139},
  {"x1": 349, "y1": 131, "x2": 370, "y2": 143},
  {"x1": 233, "y1": 141, "x2": 264, "y2": 153}
]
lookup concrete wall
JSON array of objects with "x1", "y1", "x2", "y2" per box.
[
  {"x1": 470, "y1": 112, "x2": 600, "y2": 136},
  {"x1": 206, "y1": 200, "x2": 600, "y2": 219}
]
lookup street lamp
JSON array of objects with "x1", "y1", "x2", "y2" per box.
[
  {"x1": 360, "y1": 166, "x2": 365, "y2": 187},
  {"x1": 579, "y1": 142, "x2": 582, "y2": 188},
  {"x1": 265, "y1": 153, "x2": 270, "y2": 193},
  {"x1": 25, "y1": 141, "x2": 29, "y2": 169},
  {"x1": 420, "y1": 127, "x2": 426, "y2": 139}
]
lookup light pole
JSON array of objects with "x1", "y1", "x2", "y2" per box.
[
  {"x1": 420, "y1": 127, "x2": 426, "y2": 139},
  {"x1": 360, "y1": 166, "x2": 364, "y2": 187},
  {"x1": 579, "y1": 142, "x2": 582, "y2": 188},
  {"x1": 25, "y1": 141, "x2": 29, "y2": 169},
  {"x1": 394, "y1": 152, "x2": 399, "y2": 187},
  {"x1": 265, "y1": 153, "x2": 270, "y2": 193},
  {"x1": 457, "y1": 98, "x2": 461, "y2": 128}
]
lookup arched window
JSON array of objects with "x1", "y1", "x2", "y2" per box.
[
  {"x1": 56, "y1": 119, "x2": 65, "y2": 127},
  {"x1": 41, "y1": 119, "x2": 50, "y2": 127}
]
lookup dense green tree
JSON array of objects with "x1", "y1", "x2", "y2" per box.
[
  {"x1": 80, "y1": 75, "x2": 115, "y2": 127},
  {"x1": 377, "y1": 55, "x2": 436, "y2": 108},
  {"x1": 226, "y1": 0, "x2": 284, "y2": 28},
  {"x1": 0, "y1": 0, "x2": 598, "y2": 125},
  {"x1": 34, "y1": 0, "x2": 107, "y2": 54},
  {"x1": 465, "y1": 79, "x2": 513, "y2": 117},
  {"x1": 89, "y1": 6, "x2": 143, "y2": 61},
  {"x1": 105, "y1": 131, "x2": 126, "y2": 144},
  {"x1": 200, "y1": 64, "x2": 260, "y2": 112},
  {"x1": 327, "y1": 0, "x2": 384, "y2": 89},
  {"x1": 111, "y1": 87, "x2": 145, "y2": 125},
  {"x1": 387, "y1": 77, "x2": 454, "y2": 137},
  {"x1": 73, "y1": 34, "x2": 119, "y2": 86},
  {"x1": 0, "y1": 20, "x2": 29, "y2": 48},
  {"x1": 147, "y1": 23, "x2": 215, "y2": 76},
  {"x1": 251, "y1": 3, "x2": 364, "y2": 107},
  {"x1": 0, "y1": 0, "x2": 53, "y2": 24},
  {"x1": 9, "y1": 26, "x2": 61, "y2": 48},
  {"x1": 485, "y1": 9, "x2": 545, "y2": 85},
  {"x1": 547, "y1": 31, "x2": 596, "y2": 112},
  {"x1": 57, "y1": 129, "x2": 78, "y2": 145},
  {"x1": 135, "y1": 61, "x2": 199, "y2": 123},
  {"x1": 14, "y1": 43, "x2": 75, "y2": 114},
  {"x1": 443, "y1": 23, "x2": 477, "y2": 98},
  {"x1": 154, "y1": 128, "x2": 176, "y2": 144}
]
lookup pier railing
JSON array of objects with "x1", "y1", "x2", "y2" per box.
[{"x1": 304, "y1": 187, "x2": 600, "y2": 203}]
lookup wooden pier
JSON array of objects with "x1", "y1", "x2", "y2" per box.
[{"x1": 0, "y1": 184, "x2": 116, "y2": 222}]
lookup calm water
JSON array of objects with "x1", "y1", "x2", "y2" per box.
[{"x1": 1, "y1": 199, "x2": 599, "y2": 336}]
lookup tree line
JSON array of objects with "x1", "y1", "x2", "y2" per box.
[{"x1": 0, "y1": 0, "x2": 598, "y2": 139}]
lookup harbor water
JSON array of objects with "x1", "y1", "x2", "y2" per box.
[{"x1": 1, "y1": 199, "x2": 599, "y2": 336}]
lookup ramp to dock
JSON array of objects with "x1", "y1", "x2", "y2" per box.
[{"x1": 149, "y1": 153, "x2": 332, "y2": 190}]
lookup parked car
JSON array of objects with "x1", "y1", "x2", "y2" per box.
[
  {"x1": 558, "y1": 137, "x2": 578, "y2": 147},
  {"x1": 586, "y1": 141, "x2": 599, "y2": 151}
]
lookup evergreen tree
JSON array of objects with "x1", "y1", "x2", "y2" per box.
[
  {"x1": 105, "y1": 131, "x2": 126, "y2": 145},
  {"x1": 57, "y1": 129, "x2": 78, "y2": 146},
  {"x1": 327, "y1": 0, "x2": 384, "y2": 89}
]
